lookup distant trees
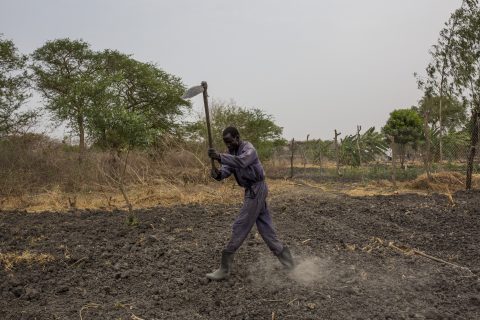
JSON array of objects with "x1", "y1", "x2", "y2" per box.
[
  {"x1": 186, "y1": 101, "x2": 286, "y2": 159},
  {"x1": 88, "y1": 50, "x2": 188, "y2": 150},
  {"x1": 416, "y1": 96, "x2": 468, "y2": 133},
  {"x1": 311, "y1": 139, "x2": 333, "y2": 166},
  {"x1": 448, "y1": 0, "x2": 480, "y2": 189},
  {"x1": 340, "y1": 127, "x2": 388, "y2": 167},
  {"x1": 0, "y1": 35, "x2": 37, "y2": 137},
  {"x1": 382, "y1": 109, "x2": 423, "y2": 168},
  {"x1": 28, "y1": 38, "x2": 190, "y2": 217},
  {"x1": 416, "y1": 0, "x2": 480, "y2": 189},
  {"x1": 413, "y1": 95, "x2": 469, "y2": 162},
  {"x1": 31, "y1": 39, "x2": 189, "y2": 154},
  {"x1": 31, "y1": 39, "x2": 98, "y2": 154}
]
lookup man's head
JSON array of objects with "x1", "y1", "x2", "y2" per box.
[{"x1": 222, "y1": 126, "x2": 240, "y2": 152}]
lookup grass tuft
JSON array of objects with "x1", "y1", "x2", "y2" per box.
[{"x1": 0, "y1": 250, "x2": 54, "y2": 271}]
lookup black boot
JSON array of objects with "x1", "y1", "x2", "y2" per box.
[
  {"x1": 277, "y1": 246, "x2": 294, "y2": 270},
  {"x1": 206, "y1": 250, "x2": 234, "y2": 281}
]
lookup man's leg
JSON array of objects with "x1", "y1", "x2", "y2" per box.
[
  {"x1": 256, "y1": 201, "x2": 284, "y2": 255},
  {"x1": 207, "y1": 186, "x2": 267, "y2": 280},
  {"x1": 224, "y1": 187, "x2": 267, "y2": 253},
  {"x1": 256, "y1": 198, "x2": 294, "y2": 269}
]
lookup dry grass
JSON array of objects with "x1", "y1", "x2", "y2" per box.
[
  {"x1": 0, "y1": 179, "x2": 296, "y2": 212},
  {"x1": 0, "y1": 134, "x2": 211, "y2": 198},
  {"x1": 341, "y1": 179, "x2": 399, "y2": 197},
  {"x1": 2, "y1": 172, "x2": 478, "y2": 212},
  {"x1": 0, "y1": 250, "x2": 54, "y2": 271},
  {"x1": 338, "y1": 173, "x2": 480, "y2": 197},
  {"x1": 407, "y1": 172, "x2": 480, "y2": 192}
]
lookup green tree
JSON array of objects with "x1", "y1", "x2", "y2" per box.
[
  {"x1": 0, "y1": 35, "x2": 37, "y2": 136},
  {"x1": 416, "y1": 95, "x2": 468, "y2": 132},
  {"x1": 416, "y1": 2, "x2": 466, "y2": 161},
  {"x1": 87, "y1": 50, "x2": 189, "y2": 149},
  {"x1": 31, "y1": 38, "x2": 97, "y2": 154},
  {"x1": 446, "y1": 0, "x2": 480, "y2": 189},
  {"x1": 187, "y1": 101, "x2": 285, "y2": 160},
  {"x1": 382, "y1": 109, "x2": 423, "y2": 168},
  {"x1": 86, "y1": 50, "x2": 189, "y2": 218}
]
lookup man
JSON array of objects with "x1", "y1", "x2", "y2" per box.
[{"x1": 206, "y1": 126, "x2": 294, "y2": 281}]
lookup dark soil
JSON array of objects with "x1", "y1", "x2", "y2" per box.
[{"x1": 1, "y1": 186, "x2": 479, "y2": 320}]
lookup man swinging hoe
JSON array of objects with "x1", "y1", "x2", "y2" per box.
[{"x1": 183, "y1": 82, "x2": 294, "y2": 281}]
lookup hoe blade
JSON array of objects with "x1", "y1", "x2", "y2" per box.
[{"x1": 182, "y1": 85, "x2": 204, "y2": 99}]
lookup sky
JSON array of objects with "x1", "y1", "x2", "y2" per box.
[{"x1": 0, "y1": 0, "x2": 461, "y2": 140}]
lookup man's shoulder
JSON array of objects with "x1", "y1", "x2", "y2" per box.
[{"x1": 241, "y1": 141, "x2": 256, "y2": 151}]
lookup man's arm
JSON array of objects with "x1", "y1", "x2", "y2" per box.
[
  {"x1": 219, "y1": 143, "x2": 257, "y2": 169},
  {"x1": 212, "y1": 164, "x2": 233, "y2": 181}
]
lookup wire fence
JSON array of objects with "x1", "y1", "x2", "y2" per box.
[{"x1": 267, "y1": 132, "x2": 480, "y2": 190}]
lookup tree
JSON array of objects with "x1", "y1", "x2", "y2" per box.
[
  {"x1": 382, "y1": 109, "x2": 423, "y2": 168},
  {"x1": 416, "y1": 95, "x2": 468, "y2": 132},
  {"x1": 417, "y1": 2, "x2": 466, "y2": 161},
  {"x1": 87, "y1": 50, "x2": 189, "y2": 149},
  {"x1": 31, "y1": 38, "x2": 97, "y2": 154},
  {"x1": 0, "y1": 35, "x2": 37, "y2": 136},
  {"x1": 187, "y1": 101, "x2": 285, "y2": 160},
  {"x1": 446, "y1": 0, "x2": 480, "y2": 189},
  {"x1": 86, "y1": 50, "x2": 189, "y2": 218}
]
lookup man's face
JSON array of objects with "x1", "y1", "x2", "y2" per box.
[{"x1": 223, "y1": 133, "x2": 240, "y2": 152}]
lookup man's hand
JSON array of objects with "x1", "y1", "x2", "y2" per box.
[
  {"x1": 208, "y1": 148, "x2": 221, "y2": 161},
  {"x1": 211, "y1": 167, "x2": 221, "y2": 181}
]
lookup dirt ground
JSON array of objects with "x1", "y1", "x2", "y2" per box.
[{"x1": 1, "y1": 184, "x2": 479, "y2": 320}]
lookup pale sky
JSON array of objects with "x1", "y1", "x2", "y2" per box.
[{"x1": 1, "y1": 0, "x2": 461, "y2": 140}]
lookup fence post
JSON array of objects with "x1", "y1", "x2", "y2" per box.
[
  {"x1": 290, "y1": 138, "x2": 295, "y2": 179},
  {"x1": 356, "y1": 125, "x2": 364, "y2": 182},
  {"x1": 301, "y1": 134, "x2": 309, "y2": 169},
  {"x1": 334, "y1": 129, "x2": 341, "y2": 176},
  {"x1": 318, "y1": 139, "x2": 323, "y2": 177}
]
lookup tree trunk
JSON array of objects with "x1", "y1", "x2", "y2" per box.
[
  {"x1": 78, "y1": 115, "x2": 85, "y2": 157},
  {"x1": 439, "y1": 95, "x2": 444, "y2": 163},
  {"x1": 399, "y1": 144, "x2": 406, "y2": 169},
  {"x1": 466, "y1": 108, "x2": 479, "y2": 190},
  {"x1": 101, "y1": 128, "x2": 107, "y2": 148},
  {"x1": 423, "y1": 110, "x2": 432, "y2": 181}
]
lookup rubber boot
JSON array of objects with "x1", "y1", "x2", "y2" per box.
[
  {"x1": 206, "y1": 250, "x2": 234, "y2": 281},
  {"x1": 276, "y1": 246, "x2": 294, "y2": 270}
]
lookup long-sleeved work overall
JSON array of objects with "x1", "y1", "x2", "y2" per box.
[{"x1": 217, "y1": 141, "x2": 284, "y2": 255}]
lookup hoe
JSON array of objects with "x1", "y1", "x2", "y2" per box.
[{"x1": 182, "y1": 81, "x2": 216, "y2": 170}]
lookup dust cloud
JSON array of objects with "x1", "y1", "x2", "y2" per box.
[
  {"x1": 248, "y1": 253, "x2": 332, "y2": 287},
  {"x1": 288, "y1": 256, "x2": 330, "y2": 286}
]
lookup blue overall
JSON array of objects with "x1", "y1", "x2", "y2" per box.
[{"x1": 217, "y1": 141, "x2": 284, "y2": 255}]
